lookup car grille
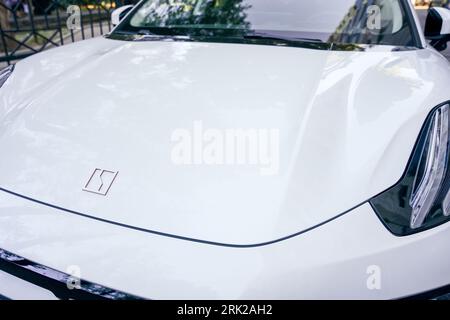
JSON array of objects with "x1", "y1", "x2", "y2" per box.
[{"x1": 0, "y1": 248, "x2": 142, "y2": 300}]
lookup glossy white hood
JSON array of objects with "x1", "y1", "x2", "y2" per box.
[{"x1": 0, "y1": 37, "x2": 450, "y2": 246}]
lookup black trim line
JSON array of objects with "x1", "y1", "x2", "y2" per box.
[
  {"x1": 0, "y1": 187, "x2": 365, "y2": 249},
  {"x1": 0, "y1": 249, "x2": 142, "y2": 300}
]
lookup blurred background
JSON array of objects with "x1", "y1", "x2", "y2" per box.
[{"x1": 0, "y1": 0, "x2": 139, "y2": 67}]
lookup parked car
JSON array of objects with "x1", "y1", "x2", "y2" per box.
[{"x1": 0, "y1": 0, "x2": 450, "y2": 300}]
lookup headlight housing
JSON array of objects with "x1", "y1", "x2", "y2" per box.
[
  {"x1": 0, "y1": 65, "x2": 14, "y2": 88},
  {"x1": 371, "y1": 103, "x2": 450, "y2": 236}
]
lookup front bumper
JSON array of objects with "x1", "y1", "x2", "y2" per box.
[
  {"x1": 1, "y1": 189, "x2": 450, "y2": 299},
  {"x1": 0, "y1": 247, "x2": 449, "y2": 300}
]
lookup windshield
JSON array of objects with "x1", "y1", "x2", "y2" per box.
[{"x1": 113, "y1": 0, "x2": 419, "y2": 48}]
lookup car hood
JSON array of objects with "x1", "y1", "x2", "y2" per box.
[{"x1": 0, "y1": 37, "x2": 449, "y2": 246}]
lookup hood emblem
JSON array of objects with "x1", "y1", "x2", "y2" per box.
[{"x1": 82, "y1": 169, "x2": 119, "y2": 196}]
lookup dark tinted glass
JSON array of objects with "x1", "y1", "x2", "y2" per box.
[{"x1": 114, "y1": 0, "x2": 418, "y2": 47}]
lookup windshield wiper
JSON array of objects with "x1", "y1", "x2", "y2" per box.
[
  {"x1": 243, "y1": 32, "x2": 323, "y2": 43},
  {"x1": 112, "y1": 30, "x2": 138, "y2": 35},
  {"x1": 137, "y1": 29, "x2": 157, "y2": 36},
  {"x1": 135, "y1": 32, "x2": 193, "y2": 42}
]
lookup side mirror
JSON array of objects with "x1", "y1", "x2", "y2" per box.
[
  {"x1": 425, "y1": 7, "x2": 450, "y2": 51},
  {"x1": 111, "y1": 5, "x2": 134, "y2": 27}
]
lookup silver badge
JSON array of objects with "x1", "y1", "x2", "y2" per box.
[{"x1": 82, "y1": 169, "x2": 119, "y2": 196}]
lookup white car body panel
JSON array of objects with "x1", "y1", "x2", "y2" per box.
[
  {"x1": 1, "y1": 38, "x2": 450, "y2": 247},
  {"x1": 0, "y1": 189, "x2": 450, "y2": 299}
]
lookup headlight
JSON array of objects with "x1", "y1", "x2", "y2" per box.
[
  {"x1": 0, "y1": 65, "x2": 14, "y2": 88},
  {"x1": 371, "y1": 103, "x2": 450, "y2": 236}
]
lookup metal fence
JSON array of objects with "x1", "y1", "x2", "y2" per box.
[{"x1": 0, "y1": 0, "x2": 134, "y2": 65}]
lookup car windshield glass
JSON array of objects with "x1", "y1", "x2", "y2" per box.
[{"x1": 114, "y1": 0, "x2": 418, "y2": 48}]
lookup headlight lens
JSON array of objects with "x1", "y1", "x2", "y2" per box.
[
  {"x1": 371, "y1": 103, "x2": 450, "y2": 236},
  {"x1": 0, "y1": 65, "x2": 14, "y2": 88}
]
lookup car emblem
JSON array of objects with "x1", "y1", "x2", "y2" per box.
[{"x1": 82, "y1": 168, "x2": 119, "y2": 196}]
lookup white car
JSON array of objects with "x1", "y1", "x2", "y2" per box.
[{"x1": 0, "y1": 0, "x2": 450, "y2": 300}]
